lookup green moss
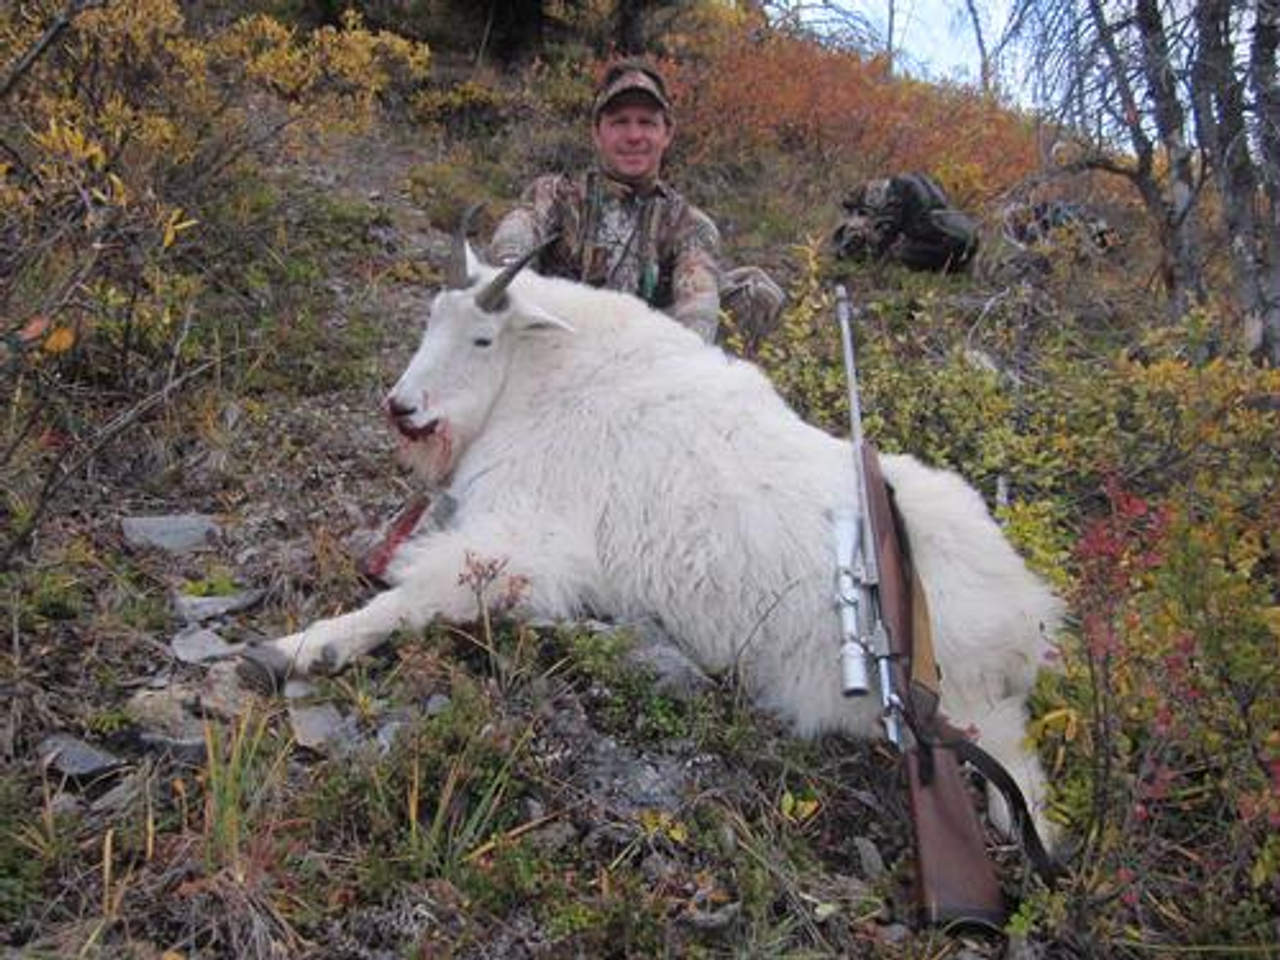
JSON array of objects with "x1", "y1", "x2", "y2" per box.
[
  {"x1": 0, "y1": 780, "x2": 48, "y2": 923},
  {"x1": 458, "y1": 838, "x2": 547, "y2": 914},
  {"x1": 540, "y1": 872, "x2": 665, "y2": 954},
  {"x1": 559, "y1": 626, "x2": 712, "y2": 745},
  {"x1": 27, "y1": 570, "x2": 87, "y2": 622},
  {"x1": 183, "y1": 566, "x2": 239, "y2": 598}
]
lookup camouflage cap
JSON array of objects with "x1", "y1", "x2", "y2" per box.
[{"x1": 593, "y1": 61, "x2": 672, "y2": 120}]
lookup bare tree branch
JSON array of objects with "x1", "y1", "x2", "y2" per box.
[{"x1": 0, "y1": 0, "x2": 108, "y2": 103}]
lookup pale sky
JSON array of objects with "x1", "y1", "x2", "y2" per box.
[{"x1": 869, "y1": 0, "x2": 1015, "y2": 84}]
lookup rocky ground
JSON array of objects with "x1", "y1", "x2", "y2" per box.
[{"x1": 2, "y1": 122, "x2": 1046, "y2": 959}]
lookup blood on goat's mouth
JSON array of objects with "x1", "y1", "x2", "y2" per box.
[{"x1": 395, "y1": 417, "x2": 441, "y2": 442}]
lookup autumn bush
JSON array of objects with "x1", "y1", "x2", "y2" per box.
[
  {"x1": 761, "y1": 245, "x2": 1280, "y2": 949},
  {"x1": 0, "y1": 1, "x2": 429, "y2": 562},
  {"x1": 1020, "y1": 483, "x2": 1280, "y2": 950},
  {"x1": 1, "y1": 2, "x2": 428, "y2": 378},
  {"x1": 673, "y1": 31, "x2": 1039, "y2": 208}
]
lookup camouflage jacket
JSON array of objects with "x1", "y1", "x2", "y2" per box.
[
  {"x1": 832, "y1": 177, "x2": 904, "y2": 258},
  {"x1": 489, "y1": 169, "x2": 723, "y2": 341}
]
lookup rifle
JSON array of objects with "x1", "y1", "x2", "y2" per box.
[{"x1": 831, "y1": 284, "x2": 1007, "y2": 926}]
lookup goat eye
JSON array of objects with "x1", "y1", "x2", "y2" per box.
[{"x1": 473, "y1": 337, "x2": 493, "y2": 348}]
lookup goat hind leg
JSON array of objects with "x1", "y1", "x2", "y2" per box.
[{"x1": 948, "y1": 695, "x2": 1061, "y2": 853}]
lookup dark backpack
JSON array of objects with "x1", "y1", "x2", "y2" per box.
[{"x1": 893, "y1": 173, "x2": 979, "y2": 272}]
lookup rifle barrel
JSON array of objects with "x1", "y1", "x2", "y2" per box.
[{"x1": 834, "y1": 286, "x2": 880, "y2": 587}]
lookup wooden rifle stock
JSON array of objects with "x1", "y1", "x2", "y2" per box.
[{"x1": 861, "y1": 445, "x2": 1006, "y2": 927}]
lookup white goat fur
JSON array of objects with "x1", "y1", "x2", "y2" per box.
[{"x1": 263, "y1": 252, "x2": 1064, "y2": 829}]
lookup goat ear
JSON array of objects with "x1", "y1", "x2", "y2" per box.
[{"x1": 514, "y1": 303, "x2": 575, "y2": 334}]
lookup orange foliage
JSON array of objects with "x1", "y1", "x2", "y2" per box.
[{"x1": 671, "y1": 32, "x2": 1039, "y2": 204}]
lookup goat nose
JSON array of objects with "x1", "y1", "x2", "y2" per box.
[{"x1": 386, "y1": 395, "x2": 416, "y2": 420}]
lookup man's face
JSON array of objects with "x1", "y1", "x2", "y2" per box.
[{"x1": 592, "y1": 95, "x2": 673, "y2": 183}]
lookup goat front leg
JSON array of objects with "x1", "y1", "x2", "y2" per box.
[
  {"x1": 246, "y1": 586, "x2": 438, "y2": 681},
  {"x1": 245, "y1": 518, "x2": 580, "y2": 685}
]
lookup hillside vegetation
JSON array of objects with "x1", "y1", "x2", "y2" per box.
[{"x1": 2, "y1": 2, "x2": 1278, "y2": 958}]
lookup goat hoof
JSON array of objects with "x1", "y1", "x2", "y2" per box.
[
  {"x1": 317, "y1": 644, "x2": 345, "y2": 674},
  {"x1": 238, "y1": 644, "x2": 292, "y2": 694}
]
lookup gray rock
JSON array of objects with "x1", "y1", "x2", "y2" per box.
[
  {"x1": 137, "y1": 732, "x2": 207, "y2": 766},
  {"x1": 49, "y1": 791, "x2": 84, "y2": 818},
  {"x1": 284, "y1": 678, "x2": 320, "y2": 700},
  {"x1": 582, "y1": 822, "x2": 636, "y2": 855},
  {"x1": 624, "y1": 634, "x2": 713, "y2": 700},
  {"x1": 375, "y1": 710, "x2": 415, "y2": 754},
  {"x1": 198, "y1": 661, "x2": 263, "y2": 720},
  {"x1": 582, "y1": 741, "x2": 690, "y2": 815},
  {"x1": 525, "y1": 819, "x2": 578, "y2": 856},
  {"x1": 174, "y1": 589, "x2": 265, "y2": 624},
  {"x1": 171, "y1": 625, "x2": 234, "y2": 663},
  {"x1": 125, "y1": 687, "x2": 204, "y2": 741},
  {"x1": 588, "y1": 616, "x2": 714, "y2": 700},
  {"x1": 38, "y1": 735, "x2": 125, "y2": 780},
  {"x1": 853, "y1": 835, "x2": 887, "y2": 881},
  {"x1": 1004, "y1": 935, "x2": 1046, "y2": 960},
  {"x1": 716, "y1": 823, "x2": 738, "y2": 858},
  {"x1": 521, "y1": 798, "x2": 546, "y2": 821},
  {"x1": 90, "y1": 772, "x2": 144, "y2": 816},
  {"x1": 423, "y1": 693, "x2": 451, "y2": 717},
  {"x1": 879, "y1": 923, "x2": 910, "y2": 945},
  {"x1": 122, "y1": 514, "x2": 220, "y2": 553},
  {"x1": 641, "y1": 852, "x2": 680, "y2": 883},
  {"x1": 685, "y1": 901, "x2": 741, "y2": 931},
  {"x1": 289, "y1": 702, "x2": 352, "y2": 751}
]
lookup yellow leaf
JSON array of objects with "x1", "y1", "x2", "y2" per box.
[
  {"x1": 1260, "y1": 606, "x2": 1280, "y2": 639},
  {"x1": 162, "y1": 209, "x2": 199, "y2": 249},
  {"x1": 794, "y1": 798, "x2": 820, "y2": 822},
  {"x1": 43, "y1": 327, "x2": 76, "y2": 354},
  {"x1": 780, "y1": 791, "x2": 820, "y2": 824},
  {"x1": 1032, "y1": 707, "x2": 1079, "y2": 742}
]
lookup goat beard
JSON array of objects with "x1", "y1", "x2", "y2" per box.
[{"x1": 394, "y1": 422, "x2": 453, "y2": 487}]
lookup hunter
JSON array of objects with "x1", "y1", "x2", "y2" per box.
[{"x1": 490, "y1": 58, "x2": 785, "y2": 348}]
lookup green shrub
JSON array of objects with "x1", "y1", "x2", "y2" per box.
[{"x1": 761, "y1": 240, "x2": 1280, "y2": 951}]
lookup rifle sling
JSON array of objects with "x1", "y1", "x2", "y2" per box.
[{"x1": 862, "y1": 444, "x2": 1062, "y2": 890}]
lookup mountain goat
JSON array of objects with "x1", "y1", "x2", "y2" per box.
[{"x1": 250, "y1": 239, "x2": 1063, "y2": 836}]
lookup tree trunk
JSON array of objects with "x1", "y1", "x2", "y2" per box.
[
  {"x1": 479, "y1": 0, "x2": 546, "y2": 64},
  {"x1": 614, "y1": 0, "x2": 647, "y2": 54},
  {"x1": 1133, "y1": 0, "x2": 1204, "y2": 316},
  {"x1": 886, "y1": 0, "x2": 897, "y2": 73},
  {"x1": 963, "y1": 0, "x2": 992, "y2": 94},
  {"x1": 1192, "y1": 0, "x2": 1268, "y2": 356},
  {"x1": 1083, "y1": 0, "x2": 1178, "y2": 301},
  {"x1": 1252, "y1": 0, "x2": 1280, "y2": 364}
]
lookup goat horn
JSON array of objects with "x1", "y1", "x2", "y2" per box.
[
  {"x1": 448, "y1": 203, "x2": 486, "y2": 289},
  {"x1": 473, "y1": 233, "x2": 558, "y2": 314}
]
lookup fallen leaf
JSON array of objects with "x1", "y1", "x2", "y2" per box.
[{"x1": 43, "y1": 326, "x2": 76, "y2": 354}]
